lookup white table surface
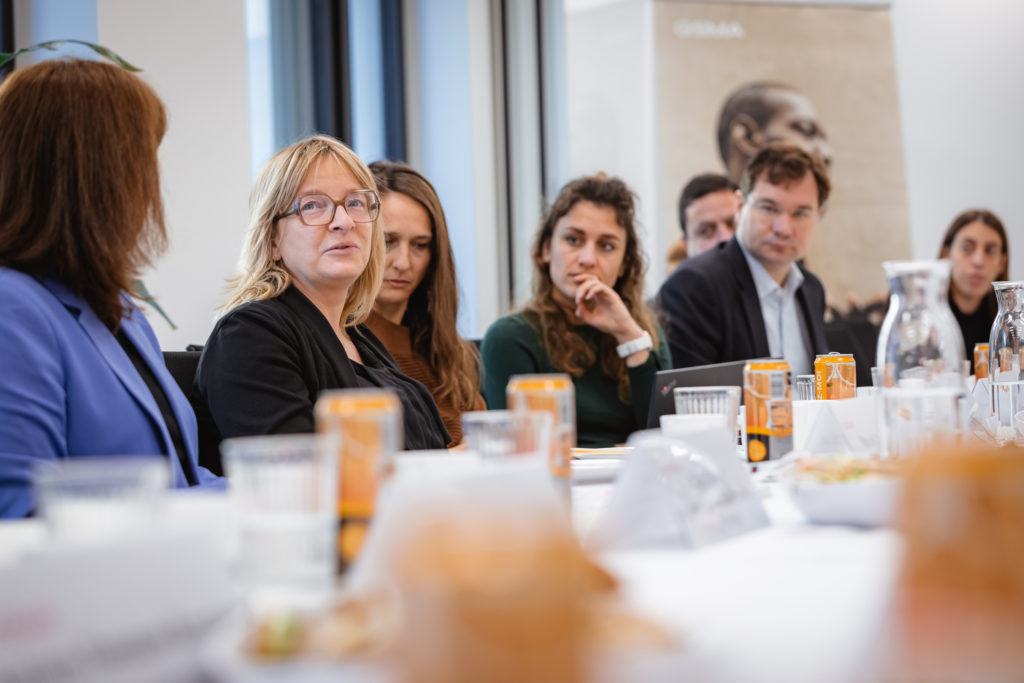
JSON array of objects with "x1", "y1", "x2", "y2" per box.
[{"x1": 0, "y1": 468, "x2": 902, "y2": 683}]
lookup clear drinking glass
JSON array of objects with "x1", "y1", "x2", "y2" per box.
[
  {"x1": 665, "y1": 386, "x2": 741, "y2": 456},
  {"x1": 462, "y1": 410, "x2": 553, "y2": 462},
  {"x1": 876, "y1": 260, "x2": 967, "y2": 457},
  {"x1": 507, "y1": 374, "x2": 575, "y2": 485},
  {"x1": 221, "y1": 434, "x2": 339, "y2": 613},
  {"x1": 989, "y1": 281, "x2": 1024, "y2": 444},
  {"x1": 795, "y1": 374, "x2": 816, "y2": 401},
  {"x1": 33, "y1": 456, "x2": 169, "y2": 544}
]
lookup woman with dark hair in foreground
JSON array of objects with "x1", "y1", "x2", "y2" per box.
[{"x1": 0, "y1": 59, "x2": 223, "y2": 517}]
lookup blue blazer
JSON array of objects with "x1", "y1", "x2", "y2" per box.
[{"x1": 0, "y1": 268, "x2": 224, "y2": 518}]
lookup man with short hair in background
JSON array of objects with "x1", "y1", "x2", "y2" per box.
[
  {"x1": 657, "y1": 142, "x2": 830, "y2": 372},
  {"x1": 664, "y1": 174, "x2": 740, "y2": 273},
  {"x1": 675, "y1": 173, "x2": 740, "y2": 265}
]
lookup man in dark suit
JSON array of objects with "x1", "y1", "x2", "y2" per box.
[{"x1": 657, "y1": 142, "x2": 830, "y2": 374}]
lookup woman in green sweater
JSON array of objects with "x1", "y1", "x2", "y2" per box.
[{"x1": 480, "y1": 174, "x2": 671, "y2": 447}]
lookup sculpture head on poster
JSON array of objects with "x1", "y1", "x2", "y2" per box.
[{"x1": 717, "y1": 81, "x2": 833, "y2": 184}]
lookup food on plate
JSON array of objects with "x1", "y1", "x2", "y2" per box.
[
  {"x1": 795, "y1": 455, "x2": 902, "y2": 483},
  {"x1": 245, "y1": 613, "x2": 306, "y2": 658},
  {"x1": 243, "y1": 506, "x2": 674, "y2": 672},
  {"x1": 245, "y1": 592, "x2": 397, "y2": 659}
]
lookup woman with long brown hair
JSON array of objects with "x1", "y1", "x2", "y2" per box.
[
  {"x1": 480, "y1": 174, "x2": 671, "y2": 447},
  {"x1": 365, "y1": 161, "x2": 485, "y2": 446},
  {"x1": 0, "y1": 59, "x2": 223, "y2": 517},
  {"x1": 938, "y1": 209, "x2": 1011, "y2": 360}
]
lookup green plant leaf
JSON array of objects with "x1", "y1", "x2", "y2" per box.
[
  {"x1": 135, "y1": 280, "x2": 177, "y2": 330},
  {"x1": 0, "y1": 39, "x2": 140, "y2": 72}
]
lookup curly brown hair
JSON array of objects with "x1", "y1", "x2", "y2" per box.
[{"x1": 525, "y1": 174, "x2": 659, "y2": 402}]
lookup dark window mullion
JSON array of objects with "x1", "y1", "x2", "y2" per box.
[
  {"x1": 310, "y1": 0, "x2": 352, "y2": 144},
  {"x1": 1, "y1": 0, "x2": 15, "y2": 82},
  {"x1": 379, "y1": 0, "x2": 405, "y2": 161},
  {"x1": 533, "y1": 0, "x2": 546, "y2": 199}
]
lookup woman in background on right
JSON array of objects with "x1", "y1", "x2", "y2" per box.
[{"x1": 938, "y1": 209, "x2": 1010, "y2": 360}]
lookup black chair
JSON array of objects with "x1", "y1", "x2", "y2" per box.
[
  {"x1": 823, "y1": 305, "x2": 883, "y2": 388},
  {"x1": 163, "y1": 348, "x2": 224, "y2": 476}
]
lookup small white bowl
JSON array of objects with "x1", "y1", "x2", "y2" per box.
[{"x1": 790, "y1": 476, "x2": 900, "y2": 528}]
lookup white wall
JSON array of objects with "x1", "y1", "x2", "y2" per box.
[
  {"x1": 95, "y1": 0, "x2": 251, "y2": 350},
  {"x1": 891, "y1": 0, "x2": 1022, "y2": 280},
  {"x1": 11, "y1": 0, "x2": 249, "y2": 350}
]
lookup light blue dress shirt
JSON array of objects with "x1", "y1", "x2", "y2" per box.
[{"x1": 737, "y1": 240, "x2": 813, "y2": 377}]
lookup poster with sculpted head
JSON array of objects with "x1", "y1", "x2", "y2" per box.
[
  {"x1": 653, "y1": 1, "x2": 908, "y2": 306},
  {"x1": 564, "y1": 0, "x2": 908, "y2": 307}
]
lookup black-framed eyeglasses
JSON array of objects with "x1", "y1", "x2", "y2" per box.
[{"x1": 276, "y1": 190, "x2": 381, "y2": 226}]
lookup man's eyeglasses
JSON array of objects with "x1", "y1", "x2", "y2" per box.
[
  {"x1": 276, "y1": 191, "x2": 381, "y2": 226},
  {"x1": 750, "y1": 200, "x2": 817, "y2": 224}
]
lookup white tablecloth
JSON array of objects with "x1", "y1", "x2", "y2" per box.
[{"x1": 0, "y1": 475, "x2": 901, "y2": 683}]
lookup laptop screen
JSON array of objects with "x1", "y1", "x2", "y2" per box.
[{"x1": 645, "y1": 358, "x2": 777, "y2": 428}]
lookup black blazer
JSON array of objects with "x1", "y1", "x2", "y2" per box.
[
  {"x1": 195, "y1": 286, "x2": 450, "y2": 451},
  {"x1": 656, "y1": 237, "x2": 829, "y2": 368}
]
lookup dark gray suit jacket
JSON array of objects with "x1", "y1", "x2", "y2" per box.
[{"x1": 656, "y1": 237, "x2": 829, "y2": 368}]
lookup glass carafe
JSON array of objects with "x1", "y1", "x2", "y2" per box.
[
  {"x1": 876, "y1": 261, "x2": 966, "y2": 457},
  {"x1": 989, "y1": 281, "x2": 1024, "y2": 444}
]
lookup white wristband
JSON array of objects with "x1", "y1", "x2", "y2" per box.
[{"x1": 616, "y1": 331, "x2": 653, "y2": 358}]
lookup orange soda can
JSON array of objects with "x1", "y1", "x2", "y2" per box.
[
  {"x1": 743, "y1": 360, "x2": 793, "y2": 463},
  {"x1": 315, "y1": 388, "x2": 402, "y2": 569},
  {"x1": 506, "y1": 374, "x2": 575, "y2": 481},
  {"x1": 814, "y1": 352, "x2": 857, "y2": 400},
  {"x1": 974, "y1": 343, "x2": 989, "y2": 379}
]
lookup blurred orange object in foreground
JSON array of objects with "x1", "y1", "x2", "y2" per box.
[
  {"x1": 892, "y1": 441, "x2": 1024, "y2": 681},
  {"x1": 316, "y1": 389, "x2": 402, "y2": 569},
  {"x1": 394, "y1": 507, "x2": 613, "y2": 683}
]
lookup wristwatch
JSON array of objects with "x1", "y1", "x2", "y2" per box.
[{"x1": 616, "y1": 331, "x2": 653, "y2": 358}]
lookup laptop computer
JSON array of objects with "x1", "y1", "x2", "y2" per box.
[{"x1": 645, "y1": 358, "x2": 778, "y2": 428}]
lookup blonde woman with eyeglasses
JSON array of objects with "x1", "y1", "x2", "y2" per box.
[{"x1": 196, "y1": 136, "x2": 450, "y2": 455}]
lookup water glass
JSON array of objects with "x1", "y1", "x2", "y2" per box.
[
  {"x1": 669, "y1": 386, "x2": 741, "y2": 456},
  {"x1": 33, "y1": 456, "x2": 169, "y2": 544},
  {"x1": 881, "y1": 385, "x2": 968, "y2": 458},
  {"x1": 462, "y1": 410, "x2": 553, "y2": 462},
  {"x1": 673, "y1": 386, "x2": 740, "y2": 435},
  {"x1": 221, "y1": 434, "x2": 339, "y2": 613},
  {"x1": 795, "y1": 374, "x2": 815, "y2": 401}
]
